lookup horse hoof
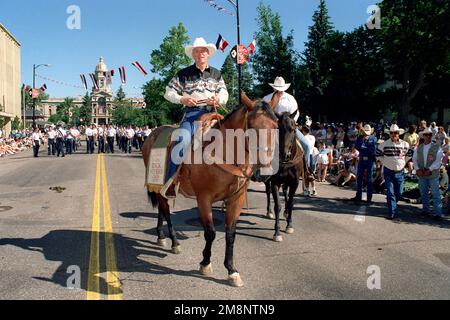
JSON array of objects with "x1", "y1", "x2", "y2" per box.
[
  {"x1": 266, "y1": 212, "x2": 275, "y2": 220},
  {"x1": 171, "y1": 246, "x2": 182, "y2": 254},
  {"x1": 157, "y1": 239, "x2": 167, "y2": 247},
  {"x1": 228, "y1": 273, "x2": 244, "y2": 287},
  {"x1": 286, "y1": 227, "x2": 295, "y2": 234},
  {"x1": 199, "y1": 263, "x2": 213, "y2": 275},
  {"x1": 273, "y1": 235, "x2": 283, "y2": 242}
]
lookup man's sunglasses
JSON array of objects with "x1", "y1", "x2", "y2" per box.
[{"x1": 389, "y1": 132, "x2": 400, "y2": 135}]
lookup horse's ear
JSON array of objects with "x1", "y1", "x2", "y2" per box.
[
  {"x1": 241, "y1": 91, "x2": 256, "y2": 110},
  {"x1": 290, "y1": 110, "x2": 298, "y2": 120}
]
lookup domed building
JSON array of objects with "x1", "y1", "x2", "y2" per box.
[
  {"x1": 91, "y1": 57, "x2": 114, "y2": 125},
  {"x1": 39, "y1": 57, "x2": 144, "y2": 126}
]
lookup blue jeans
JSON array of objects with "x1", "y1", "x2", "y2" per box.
[
  {"x1": 167, "y1": 108, "x2": 211, "y2": 180},
  {"x1": 356, "y1": 160, "x2": 374, "y2": 201},
  {"x1": 419, "y1": 177, "x2": 443, "y2": 216},
  {"x1": 384, "y1": 168, "x2": 404, "y2": 217},
  {"x1": 295, "y1": 129, "x2": 312, "y2": 168}
]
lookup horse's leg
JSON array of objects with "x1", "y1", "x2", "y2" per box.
[
  {"x1": 286, "y1": 180, "x2": 298, "y2": 235},
  {"x1": 283, "y1": 184, "x2": 289, "y2": 219},
  {"x1": 198, "y1": 197, "x2": 215, "y2": 275},
  {"x1": 265, "y1": 181, "x2": 274, "y2": 219},
  {"x1": 156, "y1": 211, "x2": 167, "y2": 247},
  {"x1": 224, "y1": 192, "x2": 246, "y2": 287},
  {"x1": 158, "y1": 195, "x2": 181, "y2": 254},
  {"x1": 271, "y1": 183, "x2": 283, "y2": 242}
]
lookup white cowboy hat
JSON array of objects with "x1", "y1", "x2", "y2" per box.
[
  {"x1": 185, "y1": 37, "x2": 216, "y2": 59},
  {"x1": 384, "y1": 124, "x2": 405, "y2": 135},
  {"x1": 419, "y1": 127, "x2": 433, "y2": 138},
  {"x1": 362, "y1": 124, "x2": 373, "y2": 135},
  {"x1": 269, "y1": 77, "x2": 291, "y2": 92}
]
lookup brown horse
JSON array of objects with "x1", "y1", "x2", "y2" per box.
[{"x1": 142, "y1": 94, "x2": 278, "y2": 287}]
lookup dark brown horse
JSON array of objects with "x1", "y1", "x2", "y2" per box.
[
  {"x1": 264, "y1": 111, "x2": 306, "y2": 242},
  {"x1": 142, "y1": 94, "x2": 278, "y2": 287}
]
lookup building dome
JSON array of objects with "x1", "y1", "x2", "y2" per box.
[{"x1": 95, "y1": 56, "x2": 108, "y2": 73}]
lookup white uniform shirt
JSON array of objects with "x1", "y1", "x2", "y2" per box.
[
  {"x1": 126, "y1": 129, "x2": 135, "y2": 139},
  {"x1": 107, "y1": 128, "x2": 117, "y2": 137},
  {"x1": 47, "y1": 130, "x2": 57, "y2": 139},
  {"x1": 32, "y1": 132, "x2": 41, "y2": 140},
  {"x1": 144, "y1": 129, "x2": 152, "y2": 137},
  {"x1": 263, "y1": 92, "x2": 299, "y2": 122},
  {"x1": 86, "y1": 128, "x2": 93, "y2": 137}
]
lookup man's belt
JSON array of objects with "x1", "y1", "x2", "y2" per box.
[{"x1": 186, "y1": 105, "x2": 213, "y2": 112}]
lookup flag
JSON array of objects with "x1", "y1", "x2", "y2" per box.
[
  {"x1": 248, "y1": 39, "x2": 257, "y2": 55},
  {"x1": 105, "y1": 70, "x2": 114, "y2": 85},
  {"x1": 39, "y1": 84, "x2": 47, "y2": 92},
  {"x1": 132, "y1": 61, "x2": 148, "y2": 76},
  {"x1": 80, "y1": 74, "x2": 88, "y2": 90},
  {"x1": 31, "y1": 88, "x2": 40, "y2": 99},
  {"x1": 119, "y1": 66, "x2": 126, "y2": 84},
  {"x1": 22, "y1": 85, "x2": 31, "y2": 92},
  {"x1": 215, "y1": 34, "x2": 229, "y2": 52},
  {"x1": 89, "y1": 73, "x2": 98, "y2": 90}
]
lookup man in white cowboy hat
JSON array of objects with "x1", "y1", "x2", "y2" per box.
[
  {"x1": 351, "y1": 124, "x2": 377, "y2": 204},
  {"x1": 376, "y1": 124, "x2": 414, "y2": 220},
  {"x1": 413, "y1": 127, "x2": 444, "y2": 221},
  {"x1": 263, "y1": 76, "x2": 317, "y2": 193},
  {"x1": 263, "y1": 76, "x2": 299, "y2": 121},
  {"x1": 162, "y1": 37, "x2": 229, "y2": 198}
]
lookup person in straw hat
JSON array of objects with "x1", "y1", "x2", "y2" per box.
[
  {"x1": 413, "y1": 127, "x2": 444, "y2": 221},
  {"x1": 162, "y1": 37, "x2": 229, "y2": 199},
  {"x1": 350, "y1": 124, "x2": 377, "y2": 204},
  {"x1": 376, "y1": 124, "x2": 414, "y2": 220}
]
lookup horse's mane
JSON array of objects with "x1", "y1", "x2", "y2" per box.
[{"x1": 223, "y1": 100, "x2": 278, "y2": 123}]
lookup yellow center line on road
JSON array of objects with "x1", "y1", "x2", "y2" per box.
[
  {"x1": 101, "y1": 154, "x2": 122, "y2": 300},
  {"x1": 87, "y1": 154, "x2": 122, "y2": 300},
  {"x1": 87, "y1": 155, "x2": 101, "y2": 300}
]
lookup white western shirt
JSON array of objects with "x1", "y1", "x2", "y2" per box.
[
  {"x1": 263, "y1": 92, "x2": 299, "y2": 122},
  {"x1": 376, "y1": 139, "x2": 413, "y2": 171}
]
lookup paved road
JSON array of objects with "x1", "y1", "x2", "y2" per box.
[{"x1": 0, "y1": 143, "x2": 449, "y2": 300}]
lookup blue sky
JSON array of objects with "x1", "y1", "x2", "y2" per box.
[{"x1": 1, "y1": 0, "x2": 375, "y2": 98}]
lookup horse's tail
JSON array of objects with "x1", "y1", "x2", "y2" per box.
[{"x1": 147, "y1": 191, "x2": 159, "y2": 209}]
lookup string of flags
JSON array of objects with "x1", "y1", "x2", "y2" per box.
[
  {"x1": 215, "y1": 34, "x2": 257, "y2": 64},
  {"x1": 36, "y1": 74, "x2": 85, "y2": 89},
  {"x1": 80, "y1": 61, "x2": 146, "y2": 90},
  {"x1": 204, "y1": 0, "x2": 235, "y2": 17},
  {"x1": 21, "y1": 83, "x2": 48, "y2": 99}
]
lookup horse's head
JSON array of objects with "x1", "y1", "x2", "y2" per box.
[
  {"x1": 242, "y1": 95, "x2": 279, "y2": 178},
  {"x1": 277, "y1": 111, "x2": 298, "y2": 163}
]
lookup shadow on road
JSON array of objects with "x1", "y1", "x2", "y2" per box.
[
  {"x1": 291, "y1": 195, "x2": 450, "y2": 229},
  {"x1": 0, "y1": 229, "x2": 233, "y2": 295}
]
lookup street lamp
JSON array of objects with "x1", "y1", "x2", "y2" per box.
[
  {"x1": 226, "y1": 0, "x2": 242, "y2": 105},
  {"x1": 32, "y1": 63, "x2": 50, "y2": 128}
]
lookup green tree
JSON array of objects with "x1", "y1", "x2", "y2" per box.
[
  {"x1": 380, "y1": 0, "x2": 450, "y2": 125},
  {"x1": 221, "y1": 55, "x2": 253, "y2": 109},
  {"x1": 79, "y1": 92, "x2": 92, "y2": 125},
  {"x1": 11, "y1": 116, "x2": 21, "y2": 130},
  {"x1": 50, "y1": 98, "x2": 75, "y2": 125},
  {"x1": 301, "y1": 0, "x2": 334, "y2": 119},
  {"x1": 150, "y1": 22, "x2": 192, "y2": 82},
  {"x1": 116, "y1": 86, "x2": 126, "y2": 102},
  {"x1": 252, "y1": 2, "x2": 297, "y2": 97},
  {"x1": 143, "y1": 22, "x2": 191, "y2": 126}
]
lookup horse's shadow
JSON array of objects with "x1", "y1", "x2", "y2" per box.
[{"x1": 0, "y1": 227, "x2": 233, "y2": 296}]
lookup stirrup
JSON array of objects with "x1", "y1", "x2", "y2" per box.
[{"x1": 160, "y1": 176, "x2": 179, "y2": 200}]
